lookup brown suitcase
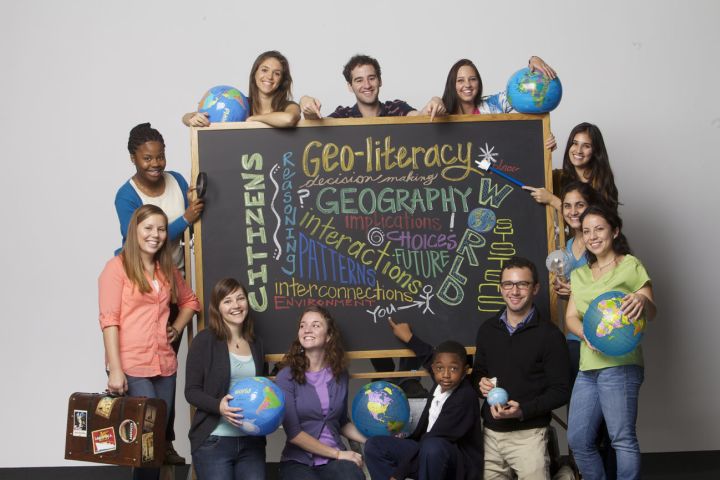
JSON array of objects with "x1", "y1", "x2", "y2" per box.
[{"x1": 65, "y1": 392, "x2": 166, "y2": 467}]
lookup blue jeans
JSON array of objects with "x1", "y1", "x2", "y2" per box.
[
  {"x1": 126, "y1": 374, "x2": 176, "y2": 480},
  {"x1": 365, "y1": 435, "x2": 458, "y2": 480},
  {"x1": 192, "y1": 435, "x2": 266, "y2": 480},
  {"x1": 568, "y1": 365, "x2": 644, "y2": 480},
  {"x1": 278, "y1": 459, "x2": 365, "y2": 480}
]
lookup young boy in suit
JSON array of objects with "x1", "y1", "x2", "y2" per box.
[{"x1": 363, "y1": 318, "x2": 483, "y2": 480}]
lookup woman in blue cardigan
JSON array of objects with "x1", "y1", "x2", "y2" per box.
[
  {"x1": 185, "y1": 278, "x2": 267, "y2": 480},
  {"x1": 116, "y1": 122, "x2": 204, "y2": 266},
  {"x1": 275, "y1": 306, "x2": 366, "y2": 480}
]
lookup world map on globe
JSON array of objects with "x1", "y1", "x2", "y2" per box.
[
  {"x1": 583, "y1": 290, "x2": 645, "y2": 356},
  {"x1": 594, "y1": 297, "x2": 645, "y2": 338},
  {"x1": 351, "y1": 381, "x2": 410, "y2": 437},
  {"x1": 506, "y1": 67, "x2": 562, "y2": 113}
]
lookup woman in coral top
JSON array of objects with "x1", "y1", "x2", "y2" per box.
[{"x1": 98, "y1": 204, "x2": 200, "y2": 480}]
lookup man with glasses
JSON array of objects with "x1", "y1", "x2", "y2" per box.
[{"x1": 472, "y1": 256, "x2": 570, "y2": 480}]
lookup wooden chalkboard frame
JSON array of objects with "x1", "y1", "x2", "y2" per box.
[{"x1": 188, "y1": 114, "x2": 558, "y2": 371}]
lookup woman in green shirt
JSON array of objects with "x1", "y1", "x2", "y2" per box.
[{"x1": 565, "y1": 205, "x2": 656, "y2": 480}]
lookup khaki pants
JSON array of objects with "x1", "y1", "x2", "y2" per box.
[{"x1": 484, "y1": 427, "x2": 550, "y2": 480}]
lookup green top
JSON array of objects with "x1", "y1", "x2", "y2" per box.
[{"x1": 570, "y1": 255, "x2": 651, "y2": 371}]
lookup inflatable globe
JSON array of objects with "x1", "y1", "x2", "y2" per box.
[
  {"x1": 583, "y1": 290, "x2": 645, "y2": 356},
  {"x1": 506, "y1": 68, "x2": 563, "y2": 113},
  {"x1": 487, "y1": 387, "x2": 509, "y2": 406},
  {"x1": 228, "y1": 377, "x2": 285, "y2": 436},
  {"x1": 351, "y1": 381, "x2": 410, "y2": 437},
  {"x1": 198, "y1": 85, "x2": 249, "y2": 122}
]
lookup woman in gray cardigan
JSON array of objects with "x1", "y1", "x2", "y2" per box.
[{"x1": 185, "y1": 278, "x2": 267, "y2": 480}]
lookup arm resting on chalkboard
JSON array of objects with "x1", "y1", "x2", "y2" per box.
[{"x1": 246, "y1": 103, "x2": 301, "y2": 128}]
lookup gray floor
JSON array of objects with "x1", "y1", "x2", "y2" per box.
[{"x1": 1, "y1": 452, "x2": 719, "y2": 479}]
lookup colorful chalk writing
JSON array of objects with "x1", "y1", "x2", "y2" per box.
[{"x1": 195, "y1": 117, "x2": 552, "y2": 353}]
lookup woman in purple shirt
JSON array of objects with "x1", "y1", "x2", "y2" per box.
[{"x1": 275, "y1": 306, "x2": 366, "y2": 480}]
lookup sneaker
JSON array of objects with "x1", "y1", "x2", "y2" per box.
[{"x1": 164, "y1": 442, "x2": 186, "y2": 465}]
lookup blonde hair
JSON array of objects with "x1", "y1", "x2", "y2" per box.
[{"x1": 121, "y1": 204, "x2": 176, "y2": 301}]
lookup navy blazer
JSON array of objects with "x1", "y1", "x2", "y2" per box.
[{"x1": 393, "y1": 335, "x2": 483, "y2": 480}]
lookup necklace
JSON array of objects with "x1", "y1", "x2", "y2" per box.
[{"x1": 594, "y1": 256, "x2": 617, "y2": 270}]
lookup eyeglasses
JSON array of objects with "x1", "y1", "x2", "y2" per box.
[{"x1": 500, "y1": 281, "x2": 533, "y2": 291}]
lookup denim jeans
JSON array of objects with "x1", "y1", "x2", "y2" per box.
[
  {"x1": 192, "y1": 435, "x2": 266, "y2": 480},
  {"x1": 568, "y1": 365, "x2": 644, "y2": 480},
  {"x1": 278, "y1": 459, "x2": 365, "y2": 480},
  {"x1": 126, "y1": 374, "x2": 176, "y2": 480}
]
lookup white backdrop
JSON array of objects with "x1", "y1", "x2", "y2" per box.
[{"x1": 1, "y1": 0, "x2": 718, "y2": 467}]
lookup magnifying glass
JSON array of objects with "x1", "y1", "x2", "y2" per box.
[{"x1": 195, "y1": 172, "x2": 207, "y2": 199}]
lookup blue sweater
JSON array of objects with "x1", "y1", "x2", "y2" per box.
[{"x1": 114, "y1": 171, "x2": 189, "y2": 251}]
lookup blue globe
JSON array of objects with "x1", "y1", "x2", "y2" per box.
[
  {"x1": 487, "y1": 387, "x2": 508, "y2": 406},
  {"x1": 583, "y1": 290, "x2": 645, "y2": 356},
  {"x1": 351, "y1": 381, "x2": 410, "y2": 437},
  {"x1": 506, "y1": 68, "x2": 563, "y2": 113},
  {"x1": 228, "y1": 377, "x2": 285, "y2": 436},
  {"x1": 468, "y1": 207, "x2": 497, "y2": 233},
  {"x1": 198, "y1": 85, "x2": 249, "y2": 122}
]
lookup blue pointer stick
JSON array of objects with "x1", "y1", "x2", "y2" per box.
[{"x1": 488, "y1": 167, "x2": 525, "y2": 187}]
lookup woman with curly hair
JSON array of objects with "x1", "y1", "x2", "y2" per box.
[{"x1": 274, "y1": 306, "x2": 366, "y2": 480}]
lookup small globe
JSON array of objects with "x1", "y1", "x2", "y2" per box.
[
  {"x1": 468, "y1": 207, "x2": 497, "y2": 233},
  {"x1": 198, "y1": 85, "x2": 249, "y2": 122},
  {"x1": 506, "y1": 68, "x2": 563, "y2": 113},
  {"x1": 487, "y1": 387, "x2": 508, "y2": 406},
  {"x1": 583, "y1": 290, "x2": 645, "y2": 356},
  {"x1": 351, "y1": 381, "x2": 410, "y2": 437},
  {"x1": 228, "y1": 377, "x2": 285, "y2": 436}
]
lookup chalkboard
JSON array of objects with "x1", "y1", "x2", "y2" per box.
[{"x1": 191, "y1": 114, "x2": 554, "y2": 356}]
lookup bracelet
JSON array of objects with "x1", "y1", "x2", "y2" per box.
[
  {"x1": 335, "y1": 449, "x2": 340, "y2": 459},
  {"x1": 170, "y1": 326, "x2": 180, "y2": 339}
]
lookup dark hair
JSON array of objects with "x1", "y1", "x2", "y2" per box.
[
  {"x1": 278, "y1": 306, "x2": 347, "y2": 384},
  {"x1": 500, "y1": 256, "x2": 539, "y2": 284},
  {"x1": 127, "y1": 123, "x2": 164, "y2": 155},
  {"x1": 342, "y1": 54, "x2": 381, "y2": 83},
  {"x1": 433, "y1": 340, "x2": 469, "y2": 366},
  {"x1": 248, "y1": 50, "x2": 294, "y2": 115},
  {"x1": 207, "y1": 278, "x2": 255, "y2": 343},
  {"x1": 560, "y1": 180, "x2": 601, "y2": 206},
  {"x1": 441, "y1": 59, "x2": 483, "y2": 115},
  {"x1": 561, "y1": 122, "x2": 619, "y2": 210},
  {"x1": 580, "y1": 205, "x2": 632, "y2": 265}
]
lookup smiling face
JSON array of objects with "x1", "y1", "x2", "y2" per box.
[
  {"x1": 347, "y1": 63, "x2": 381, "y2": 106},
  {"x1": 432, "y1": 352, "x2": 467, "y2": 392},
  {"x1": 254, "y1": 57, "x2": 283, "y2": 96},
  {"x1": 500, "y1": 267, "x2": 539, "y2": 316},
  {"x1": 562, "y1": 189, "x2": 589, "y2": 231},
  {"x1": 131, "y1": 141, "x2": 166, "y2": 185},
  {"x1": 455, "y1": 65, "x2": 480, "y2": 106},
  {"x1": 582, "y1": 213, "x2": 618, "y2": 258},
  {"x1": 568, "y1": 131, "x2": 594, "y2": 171},
  {"x1": 136, "y1": 213, "x2": 167, "y2": 258},
  {"x1": 219, "y1": 288, "x2": 248, "y2": 329},
  {"x1": 298, "y1": 311, "x2": 330, "y2": 352}
]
